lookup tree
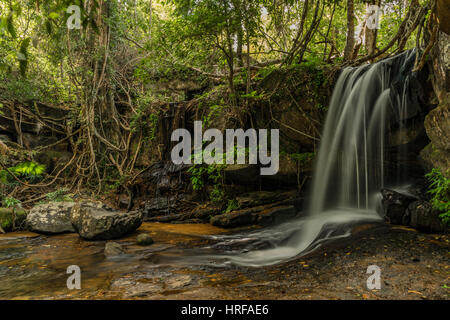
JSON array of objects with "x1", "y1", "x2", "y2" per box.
[{"x1": 344, "y1": 0, "x2": 356, "y2": 61}]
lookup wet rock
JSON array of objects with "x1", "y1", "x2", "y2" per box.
[
  {"x1": 26, "y1": 202, "x2": 75, "y2": 234},
  {"x1": 260, "y1": 154, "x2": 311, "y2": 189},
  {"x1": 407, "y1": 200, "x2": 447, "y2": 233},
  {"x1": 210, "y1": 204, "x2": 296, "y2": 228},
  {"x1": 389, "y1": 120, "x2": 426, "y2": 147},
  {"x1": 236, "y1": 190, "x2": 297, "y2": 209},
  {"x1": 118, "y1": 194, "x2": 130, "y2": 210},
  {"x1": 142, "y1": 196, "x2": 179, "y2": 218},
  {"x1": 381, "y1": 189, "x2": 418, "y2": 225},
  {"x1": 104, "y1": 241, "x2": 124, "y2": 256},
  {"x1": 223, "y1": 164, "x2": 259, "y2": 186},
  {"x1": 190, "y1": 205, "x2": 222, "y2": 220},
  {"x1": 256, "y1": 205, "x2": 297, "y2": 226},
  {"x1": 0, "y1": 208, "x2": 27, "y2": 232},
  {"x1": 136, "y1": 233, "x2": 154, "y2": 246},
  {"x1": 71, "y1": 204, "x2": 142, "y2": 240},
  {"x1": 146, "y1": 213, "x2": 188, "y2": 223}
]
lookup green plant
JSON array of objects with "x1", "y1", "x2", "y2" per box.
[
  {"x1": 425, "y1": 168, "x2": 450, "y2": 225},
  {"x1": 287, "y1": 152, "x2": 315, "y2": 165},
  {"x1": 45, "y1": 188, "x2": 73, "y2": 202},
  {"x1": 188, "y1": 162, "x2": 225, "y2": 202},
  {"x1": 225, "y1": 199, "x2": 240, "y2": 213},
  {"x1": 0, "y1": 161, "x2": 46, "y2": 185},
  {"x1": 2, "y1": 196, "x2": 21, "y2": 209},
  {"x1": 188, "y1": 146, "x2": 226, "y2": 202}
]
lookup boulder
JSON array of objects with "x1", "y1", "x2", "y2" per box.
[
  {"x1": 0, "y1": 208, "x2": 27, "y2": 232},
  {"x1": 71, "y1": 204, "x2": 142, "y2": 240},
  {"x1": 26, "y1": 202, "x2": 76, "y2": 234},
  {"x1": 104, "y1": 241, "x2": 124, "y2": 256},
  {"x1": 381, "y1": 189, "x2": 418, "y2": 225},
  {"x1": 407, "y1": 200, "x2": 447, "y2": 233},
  {"x1": 136, "y1": 233, "x2": 154, "y2": 246}
]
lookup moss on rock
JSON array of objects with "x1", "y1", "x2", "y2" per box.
[{"x1": 0, "y1": 208, "x2": 27, "y2": 232}]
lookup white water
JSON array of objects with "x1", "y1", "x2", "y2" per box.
[{"x1": 206, "y1": 50, "x2": 418, "y2": 267}]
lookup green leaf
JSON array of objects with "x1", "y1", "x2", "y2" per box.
[
  {"x1": 6, "y1": 14, "x2": 16, "y2": 38},
  {"x1": 48, "y1": 12, "x2": 59, "y2": 20}
]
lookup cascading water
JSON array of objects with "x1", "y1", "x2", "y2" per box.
[{"x1": 200, "y1": 49, "x2": 425, "y2": 267}]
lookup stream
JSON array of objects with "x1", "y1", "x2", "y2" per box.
[{"x1": 1, "y1": 221, "x2": 448, "y2": 300}]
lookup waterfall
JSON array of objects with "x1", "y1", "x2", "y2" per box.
[
  {"x1": 308, "y1": 49, "x2": 419, "y2": 215},
  {"x1": 213, "y1": 49, "x2": 423, "y2": 267}
]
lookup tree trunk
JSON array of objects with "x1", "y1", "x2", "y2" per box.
[
  {"x1": 237, "y1": 26, "x2": 243, "y2": 67},
  {"x1": 344, "y1": 0, "x2": 355, "y2": 61},
  {"x1": 364, "y1": 0, "x2": 381, "y2": 58}
]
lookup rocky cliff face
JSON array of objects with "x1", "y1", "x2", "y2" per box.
[{"x1": 420, "y1": 11, "x2": 450, "y2": 178}]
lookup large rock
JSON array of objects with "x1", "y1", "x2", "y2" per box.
[
  {"x1": 437, "y1": 0, "x2": 450, "y2": 36},
  {"x1": 407, "y1": 200, "x2": 447, "y2": 233},
  {"x1": 381, "y1": 189, "x2": 418, "y2": 225},
  {"x1": 142, "y1": 196, "x2": 178, "y2": 217},
  {"x1": 26, "y1": 202, "x2": 76, "y2": 234},
  {"x1": 71, "y1": 204, "x2": 142, "y2": 240},
  {"x1": 136, "y1": 233, "x2": 154, "y2": 246},
  {"x1": 0, "y1": 208, "x2": 27, "y2": 232},
  {"x1": 210, "y1": 204, "x2": 297, "y2": 228},
  {"x1": 236, "y1": 190, "x2": 297, "y2": 208},
  {"x1": 189, "y1": 204, "x2": 222, "y2": 220},
  {"x1": 424, "y1": 99, "x2": 450, "y2": 151},
  {"x1": 431, "y1": 31, "x2": 450, "y2": 102},
  {"x1": 420, "y1": 143, "x2": 450, "y2": 178}
]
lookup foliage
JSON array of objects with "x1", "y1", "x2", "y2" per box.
[
  {"x1": 425, "y1": 168, "x2": 450, "y2": 225},
  {"x1": 0, "y1": 161, "x2": 46, "y2": 184},
  {"x1": 225, "y1": 199, "x2": 240, "y2": 213},
  {"x1": 0, "y1": 0, "x2": 433, "y2": 197},
  {"x1": 287, "y1": 152, "x2": 315, "y2": 165},
  {"x1": 45, "y1": 188, "x2": 73, "y2": 202},
  {"x1": 188, "y1": 162, "x2": 225, "y2": 202},
  {"x1": 2, "y1": 196, "x2": 21, "y2": 209}
]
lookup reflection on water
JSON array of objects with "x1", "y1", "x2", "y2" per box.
[{"x1": 0, "y1": 216, "x2": 381, "y2": 299}]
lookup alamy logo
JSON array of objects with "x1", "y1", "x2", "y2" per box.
[
  {"x1": 366, "y1": 265, "x2": 381, "y2": 290},
  {"x1": 171, "y1": 121, "x2": 279, "y2": 175},
  {"x1": 67, "y1": 5, "x2": 81, "y2": 30},
  {"x1": 66, "y1": 265, "x2": 81, "y2": 290},
  {"x1": 366, "y1": 5, "x2": 381, "y2": 30}
]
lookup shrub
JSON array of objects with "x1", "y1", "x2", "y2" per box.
[{"x1": 425, "y1": 168, "x2": 450, "y2": 225}]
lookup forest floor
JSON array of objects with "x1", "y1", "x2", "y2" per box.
[{"x1": 0, "y1": 221, "x2": 448, "y2": 300}]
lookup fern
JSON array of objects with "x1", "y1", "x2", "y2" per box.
[{"x1": 425, "y1": 168, "x2": 450, "y2": 225}]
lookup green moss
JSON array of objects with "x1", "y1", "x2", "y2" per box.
[{"x1": 0, "y1": 208, "x2": 27, "y2": 232}]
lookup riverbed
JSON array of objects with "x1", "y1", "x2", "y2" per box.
[{"x1": 0, "y1": 222, "x2": 448, "y2": 299}]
